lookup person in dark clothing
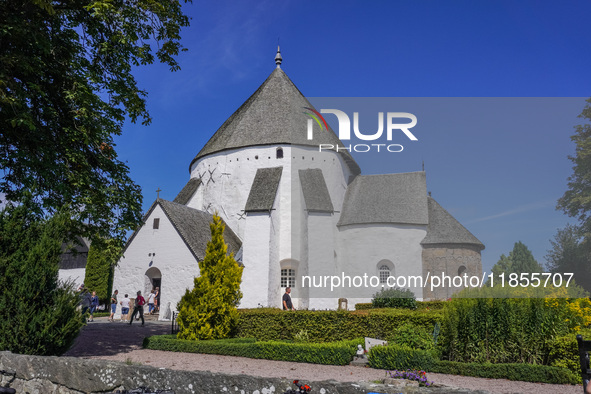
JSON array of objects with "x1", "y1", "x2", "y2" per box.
[
  {"x1": 129, "y1": 290, "x2": 145, "y2": 326},
  {"x1": 79, "y1": 286, "x2": 91, "y2": 321},
  {"x1": 282, "y1": 287, "x2": 295, "y2": 311}
]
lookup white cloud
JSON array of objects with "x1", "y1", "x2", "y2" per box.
[{"x1": 466, "y1": 200, "x2": 555, "y2": 224}]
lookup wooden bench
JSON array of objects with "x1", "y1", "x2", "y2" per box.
[{"x1": 577, "y1": 335, "x2": 591, "y2": 393}]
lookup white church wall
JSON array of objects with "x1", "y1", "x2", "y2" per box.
[
  {"x1": 58, "y1": 268, "x2": 85, "y2": 287},
  {"x1": 189, "y1": 147, "x2": 284, "y2": 239},
  {"x1": 307, "y1": 212, "x2": 339, "y2": 310},
  {"x1": 188, "y1": 145, "x2": 354, "y2": 243},
  {"x1": 241, "y1": 212, "x2": 272, "y2": 308},
  {"x1": 336, "y1": 223, "x2": 427, "y2": 301},
  {"x1": 112, "y1": 204, "x2": 198, "y2": 320},
  {"x1": 267, "y1": 202, "x2": 282, "y2": 309},
  {"x1": 278, "y1": 146, "x2": 294, "y2": 264}
]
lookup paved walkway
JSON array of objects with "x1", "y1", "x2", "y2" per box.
[{"x1": 64, "y1": 316, "x2": 171, "y2": 357}]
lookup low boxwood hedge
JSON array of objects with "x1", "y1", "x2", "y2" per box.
[
  {"x1": 355, "y1": 301, "x2": 446, "y2": 310},
  {"x1": 143, "y1": 335, "x2": 363, "y2": 366},
  {"x1": 368, "y1": 343, "x2": 579, "y2": 385},
  {"x1": 432, "y1": 360, "x2": 579, "y2": 385},
  {"x1": 236, "y1": 308, "x2": 442, "y2": 342}
]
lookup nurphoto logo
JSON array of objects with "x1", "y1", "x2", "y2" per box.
[{"x1": 304, "y1": 107, "x2": 418, "y2": 153}]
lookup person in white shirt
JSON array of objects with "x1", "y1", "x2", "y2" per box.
[
  {"x1": 147, "y1": 290, "x2": 156, "y2": 315},
  {"x1": 120, "y1": 294, "x2": 131, "y2": 322}
]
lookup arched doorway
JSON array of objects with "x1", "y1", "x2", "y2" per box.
[{"x1": 144, "y1": 267, "x2": 161, "y2": 313}]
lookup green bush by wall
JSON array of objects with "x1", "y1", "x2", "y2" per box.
[
  {"x1": 368, "y1": 344, "x2": 437, "y2": 371},
  {"x1": 372, "y1": 287, "x2": 417, "y2": 309},
  {"x1": 143, "y1": 335, "x2": 362, "y2": 366},
  {"x1": 236, "y1": 308, "x2": 443, "y2": 342}
]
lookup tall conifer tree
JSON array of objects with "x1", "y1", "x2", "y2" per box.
[
  {"x1": 177, "y1": 214, "x2": 243, "y2": 340},
  {"x1": 0, "y1": 201, "x2": 84, "y2": 355}
]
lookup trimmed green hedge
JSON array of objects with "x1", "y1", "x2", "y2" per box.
[
  {"x1": 432, "y1": 360, "x2": 579, "y2": 385},
  {"x1": 355, "y1": 301, "x2": 446, "y2": 310},
  {"x1": 367, "y1": 344, "x2": 578, "y2": 384},
  {"x1": 236, "y1": 308, "x2": 443, "y2": 342},
  {"x1": 368, "y1": 344, "x2": 437, "y2": 371},
  {"x1": 143, "y1": 335, "x2": 363, "y2": 366}
]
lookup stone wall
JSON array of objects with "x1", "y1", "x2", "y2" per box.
[
  {"x1": 422, "y1": 244, "x2": 483, "y2": 300},
  {"x1": 0, "y1": 351, "x2": 482, "y2": 394}
]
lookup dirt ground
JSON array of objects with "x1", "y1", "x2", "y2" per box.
[{"x1": 64, "y1": 318, "x2": 585, "y2": 394}]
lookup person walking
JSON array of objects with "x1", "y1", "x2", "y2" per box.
[
  {"x1": 129, "y1": 290, "x2": 146, "y2": 326},
  {"x1": 109, "y1": 290, "x2": 118, "y2": 322},
  {"x1": 147, "y1": 290, "x2": 156, "y2": 315},
  {"x1": 79, "y1": 286, "x2": 91, "y2": 321},
  {"x1": 89, "y1": 291, "x2": 99, "y2": 322},
  {"x1": 282, "y1": 287, "x2": 295, "y2": 311},
  {"x1": 120, "y1": 293, "x2": 131, "y2": 322},
  {"x1": 154, "y1": 287, "x2": 160, "y2": 313}
]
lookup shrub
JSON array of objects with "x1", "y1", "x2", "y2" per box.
[
  {"x1": 417, "y1": 301, "x2": 446, "y2": 310},
  {"x1": 372, "y1": 287, "x2": 417, "y2": 309},
  {"x1": 143, "y1": 335, "x2": 362, "y2": 366},
  {"x1": 0, "y1": 203, "x2": 84, "y2": 356},
  {"x1": 236, "y1": 308, "x2": 443, "y2": 342},
  {"x1": 432, "y1": 360, "x2": 579, "y2": 385},
  {"x1": 544, "y1": 328, "x2": 591, "y2": 383},
  {"x1": 386, "y1": 322, "x2": 435, "y2": 351},
  {"x1": 368, "y1": 344, "x2": 437, "y2": 371},
  {"x1": 356, "y1": 300, "x2": 445, "y2": 311},
  {"x1": 440, "y1": 294, "x2": 587, "y2": 364},
  {"x1": 177, "y1": 215, "x2": 243, "y2": 340},
  {"x1": 84, "y1": 238, "x2": 120, "y2": 306}
]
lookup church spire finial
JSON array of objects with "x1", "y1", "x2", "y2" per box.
[{"x1": 275, "y1": 45, "x2": 282, "y2": 68}]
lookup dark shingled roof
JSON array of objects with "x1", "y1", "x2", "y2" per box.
[
  {"x1": 299, "y1": 169, "x2": 334, "y2": 213},
  {"x1": 124, "y1": 199, "x2": 242, "y2": 262},
  {"x1": 190, "y1": 68, "x2": 360, "y2": 176},
  {"x1": 338, "y1": 172, "x2": 429, "y2": 226},
  {"x1": 421, "y1": 197, "x2": 484, "y2": 249},
  {"x1": 173, "y1": 178, "x2": 201, "y2": 205},
  {"x1": 245, "y1": 167, "x2": 283, "y2": 212},
  {"x1": 59, "y1": 237, "x2": 90, "y2": 270}
]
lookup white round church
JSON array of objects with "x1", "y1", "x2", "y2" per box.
[{"x1": 112, "y1": 49, "x2": 484, "y2": 319}]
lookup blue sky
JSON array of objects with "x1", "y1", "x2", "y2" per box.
[{"x1": 115, "y1": 0, "x2": 591, "y2": 274}]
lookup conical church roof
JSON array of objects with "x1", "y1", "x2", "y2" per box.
[{"x1": 190, "y1": 65, "x2": 360, "y2": 175}]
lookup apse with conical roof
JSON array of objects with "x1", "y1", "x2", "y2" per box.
[{"x1": 190, "y1": 48, "x2": 360, "y2": 176}]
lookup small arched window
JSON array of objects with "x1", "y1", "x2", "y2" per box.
[
  {"x1": 276, "y1": 148, "x2": 284, "y2": 159},
  {"x1": 458, "y1": 265, "x2": 467, "y2": 276},
  {"x1": 379, "y1": 265, "x2": 391, "y2": 285}
]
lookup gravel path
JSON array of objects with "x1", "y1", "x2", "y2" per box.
[{"x1": 65, "y1": 318, "x2": 585, "y2": 394}]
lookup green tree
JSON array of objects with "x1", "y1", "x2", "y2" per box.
[
  {"x1": 177, "y1": 214, "x2": 243, "y2": 340},
  {"x1": 558, "y1": 98, "x2": 591, "y2": 237},
  {"x1": 488, "y1": 241, "x2": 543, "y2": 285},
  {"x1": 84, "y1": 238, "x2": 121, "y2": 305},
  {"x1": 0, "y1": 201, "x2": 85, "y2": 355},
  {"x1": 545, "y1": 224, "x2": 591, "y2": 293},
  {"x1": 0, "y1": 0, "x2": 191, "y2": 242}
]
